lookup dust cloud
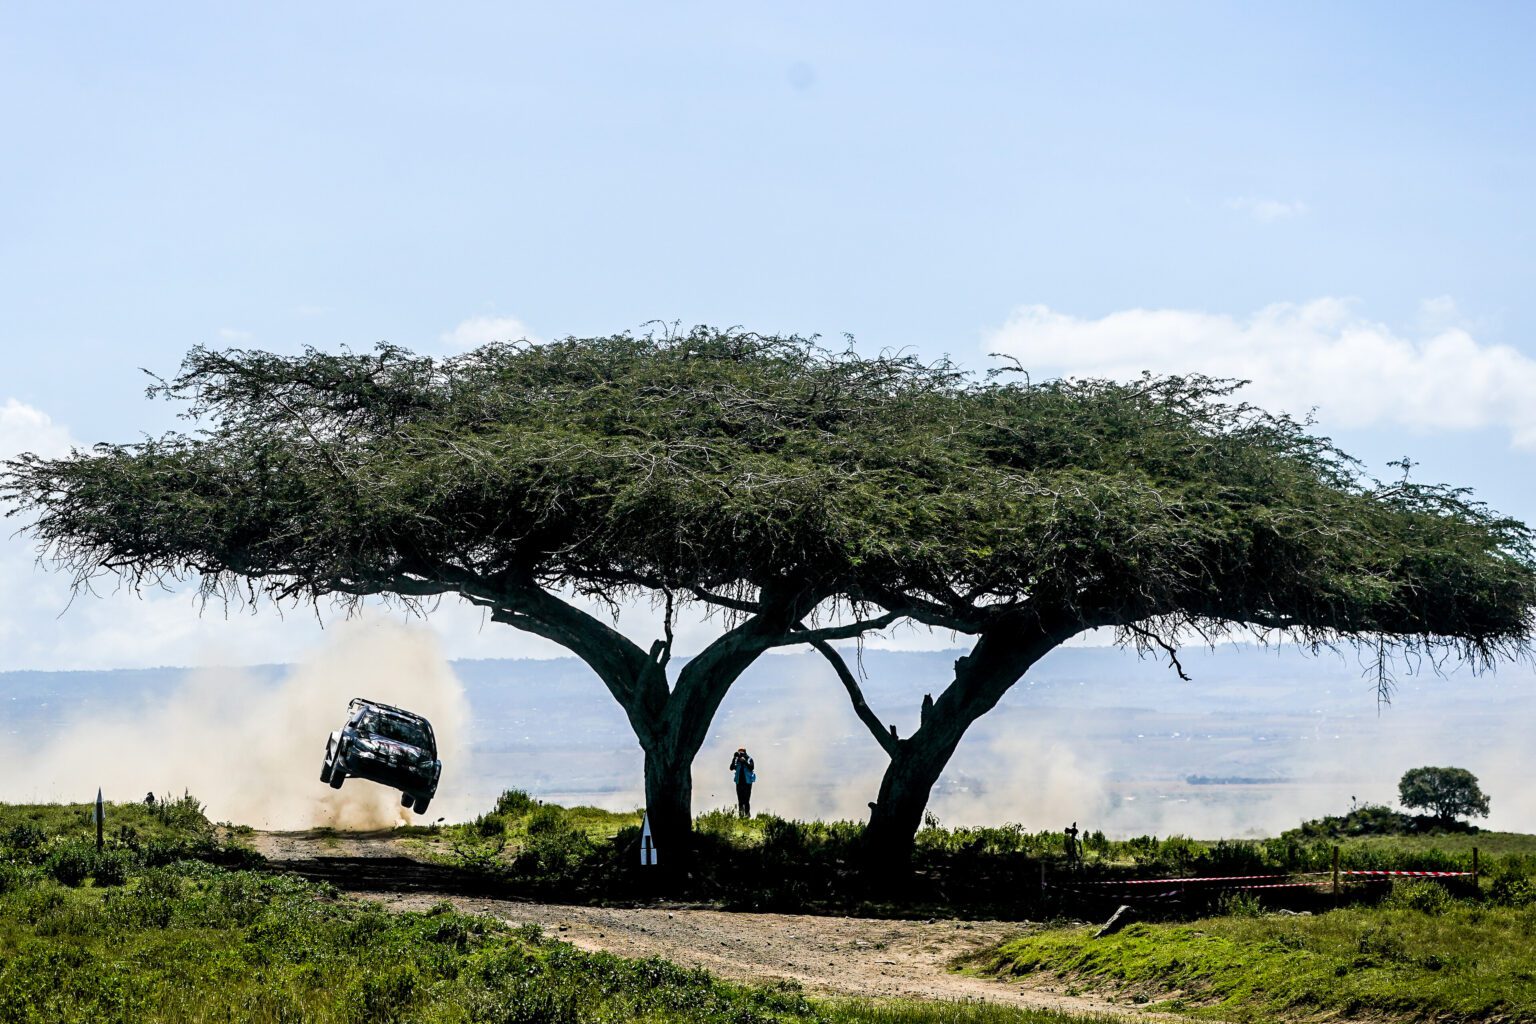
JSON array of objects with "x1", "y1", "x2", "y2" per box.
[
  {"x1": 0, "y1": 620, "x2": 474, "y2": 829},
  {"x1": 693, "y1": 673, "x2": 887, "y2": 823}
]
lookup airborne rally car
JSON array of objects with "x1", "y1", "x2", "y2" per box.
[{"x1": 321, "y1": 698, "x2": 441, "y2": 814}]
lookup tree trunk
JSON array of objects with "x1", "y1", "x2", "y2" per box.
[
  {"x1": 857, "y1": 619, "x2": 1074, "y2": 880},
  {"x1": 641, "y1": 739, "x2": 695, "y2": 866},
  {"x1": 863, "y1": 735, "x2": 961, "y2": 875}
]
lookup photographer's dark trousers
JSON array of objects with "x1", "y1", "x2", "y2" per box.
[{"x1": 736, "y1": 782, "x2": 752, "y2": 818}]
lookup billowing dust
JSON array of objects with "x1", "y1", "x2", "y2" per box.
[{"x1": 0, "y1": 621, "x2": 473, "y2": 829}]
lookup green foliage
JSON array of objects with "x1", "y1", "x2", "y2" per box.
[
  {"x1": 494, "y1": 788, "x2": 537, "y2": 816},
  {"x1": 0, "y1": 797, "x2": 260, "y2": 896},
  {"x1": 1492, "y1": 875, "x2": 1536, "y2": 907},
  {"x1": 1400, "y1": 765, "x2": 1492, "y2": 822},
  {"x1": 976, "y1": 900, "x2": 1536, "y2": 1021},
  {"x1": 1283, "y1": 801, "x2": 1412, "y2": 839},
  {"x1": 6, "y1": 332, "x2": 1533, "y2": 660},
  {"x1": 472, "y1": 812, "x2": 506, "y2": 837},
  {"x1": 1383, "y1": 878, "x2": 1456, "y2": 915},
  {"x1": 1214, "y1": 891, "x2": 1264, "y2": 918},
  {"x1": 427, "y1": 795, "x2": 1536, "y2": 922},
  {"x1": 0, "y1": 804, "x2": 1103, "y2": 1024}
]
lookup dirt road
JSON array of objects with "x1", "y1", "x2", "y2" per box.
[{"x1": 251, "y1": 830, "x2": 1172, "y2": 1019}]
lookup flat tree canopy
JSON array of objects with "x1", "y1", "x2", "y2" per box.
[
  {"x1": 795, "y1": 370, "x2": 1536, "y2": 860},
  {"x1": 5, "y1": 329, "x2": 1533, "y2": 859}
]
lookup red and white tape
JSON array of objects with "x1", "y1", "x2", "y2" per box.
[
  {"x1": 1086, "y1": 873, "x2": 1299, "y2": 886},
  {"x1": 1339, "y1": 869, "x2": 1473, "y2": 878}
]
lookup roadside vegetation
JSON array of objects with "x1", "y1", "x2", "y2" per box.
[
  {"x1": 971, "y1": 880, "x2": 1536, "y2": 1021},
  {"x1": 0, "y1": 799, "x2": 1114, "y2": 1024},
  {"x1": 14, "y1": 793, "x2": 1534, "y2": 1021},
  {"x1": 408, "y1": 791, "x2": 1533, "y2": 919}
]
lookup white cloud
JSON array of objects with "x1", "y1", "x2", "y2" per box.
[
  {"x1": 0, "y1": 399, "x2": 73, "y2": 461},
  {"x1": 1225, "y1": 196, "x2": 1308, "y2": 222},
  {"x1": 986, "y1": 299, "x2": 1536, "y2": 449},
  {"x1": 217, "y1": 327, "x2": 252, "y2": 342},
  {"x1": 440, "y1": 315, "x2": 542, "y2": 350}
]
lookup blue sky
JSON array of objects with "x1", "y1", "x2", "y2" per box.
[{"x1": 4, "y1": 2, "x2": 1536, "y2": 670}]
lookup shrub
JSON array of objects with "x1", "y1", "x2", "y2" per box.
[
  {"x1": 473, "y1": 813, "x2": 507, "y2": 838},
  {"x1": 513, "y1": 808, "x2": 595, "y2": 880},
  {"x1": 1217, "y1": 891, "x2": 1265, "y2": 917},
  {"x1": 0, "y1": 860, "x2": 38, "y2": 895},
  {"x1": 3, "y1": 823, "x2": 46, "y2": 853},
  {"x1": 96, "y1": 848, "x2": 132, "y2": 886},
  {"x1": 494, "y1": 790, "x2": 537, "y2": 817},
  {"x1": 1491, "y1": 875, "x2": 1536, "y2": 907},
  {"x1": 1385, "y1": 879, "x2": 1457, "y2": 915},
  {"x1": 46, "y1": 840, "x2": 96, "y2": 886}
]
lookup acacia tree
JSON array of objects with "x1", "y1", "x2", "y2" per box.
[
  {"x1": 805, "y1": 375, "x2": 1536, "y2": 864},
  {"x1": 9, "y1": 335, "x2": 1532, "y2": 866},
  {"x1": 2, "y1": 330, "x2": 949, "y2": 854},
  {"x1": 1399, "y1": 766, "x2": 1491, "y2": 823}
]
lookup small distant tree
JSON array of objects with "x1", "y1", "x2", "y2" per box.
[{"x1": 1398, "y1": 766, "x2": 1490, "y2": 823}]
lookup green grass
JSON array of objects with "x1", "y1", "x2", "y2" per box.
[
  {"x1": 0, "y1": 800, "x2": 1112, "y2": 1023},
  {"x1": 1338, "y1": 830, "x2": 1536, "y2": 858},
  {"x1": 972, "y1": 886, "x2": 1536, "y2": 1022},
  {"x1": 0, "y1": 792, "x2": 215, "y2": 847},
  {"x1": 404, "y1": 791, "x2": 1536, "y2": 920}
]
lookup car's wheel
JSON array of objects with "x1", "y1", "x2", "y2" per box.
[
  {"x1": 320, "y1": 759, "x2": 332, "y2": 784},
  {"x1": 401, "y1": 792, "x2": 414, "y2": 808},
  {"x1": 413, "y1": 795, "x2": 431, "y2": 815},
  {"x1": 328, "y1": 751, "x2": 345, "y2": 789}
]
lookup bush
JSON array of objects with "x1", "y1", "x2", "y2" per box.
[
  {"x1": 47, "y1": 841, "x2": 97, "y2": 886},
  {"x1": 512, "y1": 807, "x2": 595, "y2": 880},
  {"x1": 1284, "y1": 803, "x2": 1411, "y2": 840},
  {"x1": 92, "y1": 848, "x2": 131, "y2": 887},
  {"x1": 494, "y1": 790, "x2": 537, "y2": 817},
  {"x1": 1217, "y1": 891, "x2": 1265, "y2": 917},
  {"x1": 473, "y1": 813, "x2": 507, "y2": 838},
  {"x1": 0, "y1": 860, "x2": 38, "y2": 895},
  {"x1": 1384, "y1": 879, "x2": 1457, "y2": 915},
  {"x1": 3, "y1": 823, "x2": 46, "y2": 852},
  {"x1": 1491, "y1": 875, "x2": 1536, "y2": 907}
]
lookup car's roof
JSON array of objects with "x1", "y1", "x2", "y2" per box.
[{"x1": 347, "y1": 697, "x2": 431, "y2": 724}]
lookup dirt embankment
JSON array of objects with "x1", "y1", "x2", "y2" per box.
[{"x1": 250, "y1": 830, "x2": 1180, "y2": 1020}]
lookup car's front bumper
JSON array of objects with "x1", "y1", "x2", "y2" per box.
[{"x1": 339, "y1": 751, "x2": 439, "y2": 796}]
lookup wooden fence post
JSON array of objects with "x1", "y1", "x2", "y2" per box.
[
  {"x1": 1331, "y1": 845, "x2": 1340, "y2": 900},
  {"x1": 1472, "y1": 847, "x2": 1480, "y2": 888}
]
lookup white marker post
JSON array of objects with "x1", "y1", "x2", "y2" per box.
[
  {"x1": 94, "y1": 787, "x2": 105, "y2": 851},
  {"x1": 639, "y1": 811, "x2": 658, "y2": 866}
]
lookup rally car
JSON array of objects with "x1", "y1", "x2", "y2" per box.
[{"x1": 321, "y1": 698, "x2": 441, "y2": 814}]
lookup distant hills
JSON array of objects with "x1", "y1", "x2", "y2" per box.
[{"x1": 4, "y1": 643, "x2": 1533, "y2": 835}]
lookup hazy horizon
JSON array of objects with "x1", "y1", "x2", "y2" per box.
[{"x1": 5, "y1": 622, "x2": 1531, "y2": 838}]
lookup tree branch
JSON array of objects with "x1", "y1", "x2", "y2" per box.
[
  {"x1": 852, "y1": 586, "x2": 987, "y2": 633},
  {"x1": 686, "y1": 585, "x2": 761, "y2": 614},
  {"x1": 804, "y1": 632, "x2": 899, "y2": 757},
  {"x1": 764, "y1": 611, "x2": 900, "y2": 648},
  {"x1": 1126, "y1": 622, "x2": 1191, "y2": 681},
  {"x1": 454, "y1": 574, "x2": 666, "y2": 735}
]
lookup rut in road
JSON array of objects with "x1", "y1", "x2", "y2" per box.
[{"x1": 251, "y1": 829, "x2": 1187, "y2": 1021}]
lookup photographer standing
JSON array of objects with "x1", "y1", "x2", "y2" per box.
[{"x1": 730, "y1": 747, "x2": 755, "y2": 818}]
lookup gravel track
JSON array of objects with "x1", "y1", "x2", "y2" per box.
[{"x1": 251, "y1": 830, "x2": 1183, "y2": 1020}]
